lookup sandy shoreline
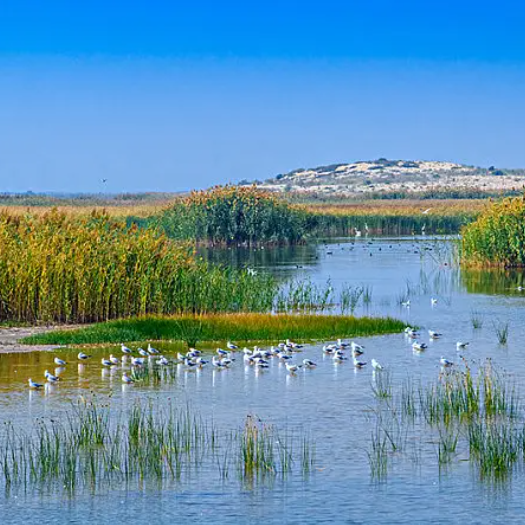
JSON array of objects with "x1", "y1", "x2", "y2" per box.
[{"x1": 0, "y1": 325, "x2": 80, "y2": 354}]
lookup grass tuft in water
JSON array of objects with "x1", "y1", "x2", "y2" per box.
[{"x1": 493, "y1": 320, "x2": 509, "y2": 345}]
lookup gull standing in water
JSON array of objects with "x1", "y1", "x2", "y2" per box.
[
  {"x1": 78, "y1": 351, "x2": 91, "y2": 360},
  {"x1": 351, "y1": 342, "x2": 365, "y2": 354},
  {"x1": 101, "y1": 358, "x2": 113, "y2": 367},
  {"x1": 148, "y1": 343, "x2": 160, "y2": 355},
  {"x1": 122, "y1": 373, "x2": 134, "y2": 384},
  {"x1": 353, "y1": 357, "x2": 367, "y2": 368},
  {"x1": 121, "y1": 344, "x2": 132, "y2": 355},
  {"x1": 303, "y1": 359, "x2": 317, "y2": 368},
  {"x1": 109, "y1": 354, "x2": 120, "y2": 365},
  {"x1": 54, "y1": 357, "x2": 66, "y2": 366},
  {"x1": 440, "y1": 357, "x2": 454, "y2": 367},
  {"x1": 428, "y1": 330, "x2": 442, "y2": 340},
  {"x1": 285, "y1": 363, "x2": 300, "y2": 374},
  {"x1": 371, "y1": 358, "x2": 383, "y2": 371},
  {"x1": 456, "y1": 341, "x2": 470, "y2": 350},
  {"x1": 28, "y1": 378, "x2": 43, "y2": 389},
  {"x1": 227, "y1": 341, "x2": 238, "y2": 350},
  {"x1": 45, "y1": 370, "x2": 60, "y2": 383},
  {"x1": 412, "y1": 341, "x2": 427, "y2": 352}
]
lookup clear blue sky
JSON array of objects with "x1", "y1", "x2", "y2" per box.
[{"x1": 1, "y1": 1, "x2": 525, "y2": 193}]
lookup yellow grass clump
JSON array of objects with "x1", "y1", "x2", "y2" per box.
[{"x1": 461, "y1": 195, "x2": 525, "y2": 267}]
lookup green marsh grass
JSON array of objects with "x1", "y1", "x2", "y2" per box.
[
  {"x1": 470, "y1": 309, "x2": 484, "y2": 329},
  {"x1": 0, "y1": 211, "x2": 277, "y2": 323},
  {"x1": 0, "y1": 401, "x2": 315, "y2": 496},
  {"x1": 493, "y1": 320, "x2": 510, "y2": 345},
  {"x1": 22, "y1": 313, "x2": 405, "y2": 347},
  {"x1": 461, "y1": 195, "x2": 525, "y2": 268},
  {"x1": 369, "y1": 360, "x2": 524, "y2": 482}
]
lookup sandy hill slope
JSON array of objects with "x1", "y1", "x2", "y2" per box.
[{"x1": 252, "y1": 159, "x2": 525, "y2": 196}]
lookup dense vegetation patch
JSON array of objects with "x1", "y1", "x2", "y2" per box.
[
  {"x1": 155, "y1": 185, "x2": 314, "y2": 245},
  {"x1": 461, "y1": 196, "x2": 525, "y2": 267},
  {"x1": 0, "y1": 211, "x2": 276, "y2": 323},
  {"x1": 22, "y1": 313, "x2": 405, "y2": 346}
]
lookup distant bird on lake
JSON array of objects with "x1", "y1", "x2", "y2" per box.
[
  {"x1": 122, "y1": 373, "x2": 133, "y2": 384},
  {"x1": 412, "y1": 341, "x2": 427, "y2": 351},
  {"x1": 121, "y1": 344, "x2": 132, "y2": 355},
  {"x1": 371, "y1": 359, "x2": 383, "y2": 371},
  {"x1": 101, "y1": 358, "x2": 113, "y2": 367},
  {"x1": 45, "y1": 370, "x2": 59, "y2": 383},
  {"x1": 303, "y1": 359, "x2": 317, "y2": 368},
  {"x1": 428, "y1": 330, "x2": 442, "y2": 339},
  {"x1": 285, "y1": 363, "x2": 300, "y2": 374},
  {"x1": 431, "y1": 297, "x2": 438, "y2": 305},
  {"x1": 28, "y1": 378, "x2": 43, "y2": 389},
  {"x1": 351, "y1": 342, "x2": 364, "y2": 353},
  {"x1": 227, "y1": 341, "x2": 238, "y2": 350},
  {"x1": 212, "y1": 356, "x2": 228, "y2": 368},
  {"x1": 440, "y1": 357, "x2": 454, "y2": 367},
  {"x1": 138, "y1": 348, "x2": 149, "y2": 357},
  {"x1": 54, "y1": 357, "x2": 66, "y2": 366},
  {"x1": 109, "y1": 354, "x2": 120, "y2": 365},
  {"x1": 353, "y1": 357, "x2": 367, "y2": 368},
  {"x1": 148, "y1": 343, "x2": 160, "y2": 355},
  {"x1": 77, "y1": 352, "x2": 91, "y2": 360},
  {"x1": 456, "y1": 341, "x2": 470, "y2": 349}
]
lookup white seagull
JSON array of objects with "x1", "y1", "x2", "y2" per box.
[
  {"x1": 412, "y1": 341, "x2": 427, "y2": 351},
  {"x1": 351, "y1": 342, "x2": 364, "y2": 353},
  {"x1": 45, "y1": 370, "x2": 59, "y2": 383},
  {"x1": 303, "y1": 359, "x2": 317, "y2": 368},
  {"x1": 121, "y1": 344, "x2": 132, "y2": 355},
  {"x1": 122, "y1": 373, "x2": 133, "y2": 384},
  {"x1": 371, "y1": 358, "x2": 383, "y2": 371},
  {"x1": 285, "y1": 363, "x2": 300, "y2": 374},
  {"x1": 428, "y1": 330, "x2": 442, "y2": 339},
  {"x1": 28, "y1": 378, "x2": 43, "y2": 389},
  {"x1": 227, "y1": 341, "x2": 238, "y2": 350},
  {"x1": 440, "y1": 357, "x2": 454, "y2": 367},
  {"x1": 54, "y1": 357, "x2": 66, "y2": 366},
  {"x1": 77, "y1": 351, "x2": 90, "y2": 360},
  {"x1": 101, "y1": 358, "x2": 113, "y2": 367},
  {"x1": 353, "y1": 357, "x2": 367, "y2": 368},
  {"x1": 148, "y1": 343, "x2": 160, "y2": 355},
  {"x1": 109, "y1": 354, "x2": 120, "y2": 365},
  {"x1": 456, "y1": 341, "x2": 469, "y2": 349}
]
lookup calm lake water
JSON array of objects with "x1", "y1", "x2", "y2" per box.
[{"x1": 1, "y1": 236, "x2": 525, "y2": 524}]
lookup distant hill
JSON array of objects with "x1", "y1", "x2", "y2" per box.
[{"x1": 251, "y1": 159, "x2": 525, "y2": 197}]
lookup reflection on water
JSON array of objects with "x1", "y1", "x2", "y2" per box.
[
  {"x1": 197, "y1": 242, "x2": 319, "y2": 279},
  {"x1": 1, "y1": 235, "x2": 525, "y2": 524},
  {"x1": 462, "y1": 267, "x2": 525, "y2": 295}
]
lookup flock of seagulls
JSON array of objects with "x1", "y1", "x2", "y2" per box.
[
  {"x1": 404, "y1": 326, "x2": 470, "y2": 368},
  {"x1": 27, "y1": 326, "x2": 470, "y2": 390},
  {"x1": 28, "y1": 337, "x2": 389, "y2": 389}
]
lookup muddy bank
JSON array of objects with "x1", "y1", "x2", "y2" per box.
[{"x1": 0, "y1": 325, "x2": 80, "y2": 354}]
